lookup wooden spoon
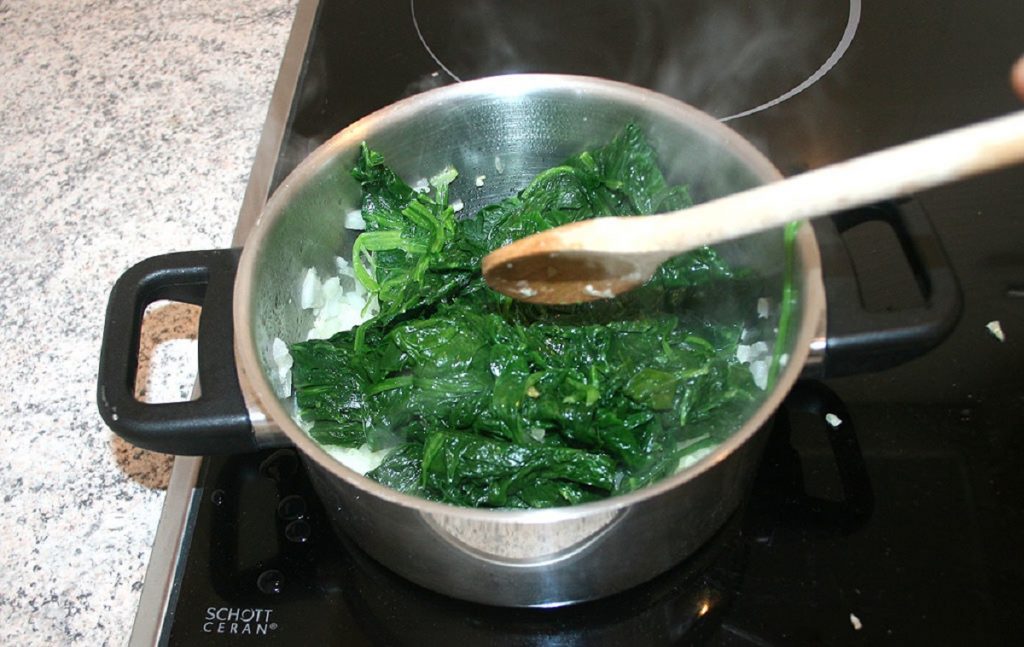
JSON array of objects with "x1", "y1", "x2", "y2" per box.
[{"x1": 483, "y1": 110, "x2": 1024, "y2": 304}]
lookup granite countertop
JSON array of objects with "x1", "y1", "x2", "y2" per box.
[{"x1": 0, "y1": 1, "x2": 297, "y2": 643}]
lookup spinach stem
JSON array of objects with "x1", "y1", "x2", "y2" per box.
[
  {"x1": 767, "y1": 221, "x2": 800, "y2": 388},
  {"x1": 521, "y1": 165, "x2": 577, "y2": 198}
]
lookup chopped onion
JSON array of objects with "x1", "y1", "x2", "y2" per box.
[
  {"x1": 736, "y1": 341, "x2": 769, "y2": 364},
  {"x1": 335, "y1": 256, "x2": 355, "y2": 280},
  {"x1": 345, "y1": 209, "x2": 366, "y2": 230},
  {"x1": 300, "y1": 267, "x2": 322, "y2": 309},
  {"x1": 300, "y1": 257, "x2": 377, "y2": 340},
  {"x1": 324, "y1": 444, "x2": 392, "y2": 475},
  {"x1": 986, "y1": 320, "x2": 1005, "y2": 342},
  {"x1": 271, "y1": 337, "x2": 293, "y2": 397},
  {"x1": 679, "y1": 446, "x2": 715, "y2": 470},
  {"x1": 749, "y1": 359, "x2": 769, "y2": 390}
]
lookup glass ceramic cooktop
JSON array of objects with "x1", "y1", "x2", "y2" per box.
[{"x1": 134, "y1": 1, "x2": 1024, "y2": 644}]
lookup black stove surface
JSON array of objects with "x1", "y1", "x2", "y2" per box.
[{"x1": 159, "y1": 1, "x2": 1024, "y2": 644}]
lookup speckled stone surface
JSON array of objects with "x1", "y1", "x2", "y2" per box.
[{"x1": 0, "y1": 1, "x2": 296, "y2": 644}]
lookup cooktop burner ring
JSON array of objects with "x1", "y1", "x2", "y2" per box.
[
  {"x1": 410, "y1": 0, "x2": 861, "y2": 122},
  {"x1": 720, "y1": 0, "x2": 860, "y2": 121}
]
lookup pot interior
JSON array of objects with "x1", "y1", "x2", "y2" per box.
[{"x1": 237, "y1": 74, "x2": 822, "y2": 507}]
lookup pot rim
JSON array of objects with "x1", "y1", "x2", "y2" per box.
[{"x1": 233, "y1": 73, "x2": 825, "y2": 522}]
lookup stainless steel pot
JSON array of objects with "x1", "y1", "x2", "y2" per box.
[{"x1": 98, "y1": 74, "x2": 960, "y2": 607}]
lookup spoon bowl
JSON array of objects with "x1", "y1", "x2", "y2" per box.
[{"x1": 482, "y1": 219, "x2": 671, "y2": 304}]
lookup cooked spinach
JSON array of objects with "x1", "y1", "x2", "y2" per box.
[{"x1": 290, "y1": 124, "x2": 774, "y2": 508}]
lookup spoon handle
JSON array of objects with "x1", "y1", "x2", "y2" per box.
[{"x1": 587, "y1": 109, "x2": 1024, "y2": 255}]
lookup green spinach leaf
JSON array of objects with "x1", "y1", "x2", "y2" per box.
[{"x1": 291, "y1": 123, "x2": 776, "y2": 508}]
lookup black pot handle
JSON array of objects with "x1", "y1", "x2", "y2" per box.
[
  {"x1": 812, "y1": 199, "x2": 962, "y2": 377},
  {"x1": 746, "y1": 381, "x2": 873, "y2": 538},
  {"x1": 97, "y1": 248, "x2": 256, "y2": 455}
]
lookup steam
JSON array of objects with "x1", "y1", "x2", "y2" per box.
[
  {"x1": 721, "y1": 1, "x2": 861, "y2": 121},
  {"x1": 410, "y1": 0, "x2": 861, "y2": 126},
  {"x1": 648, "y1": 1, "x2": 861, "y2": 121}
]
